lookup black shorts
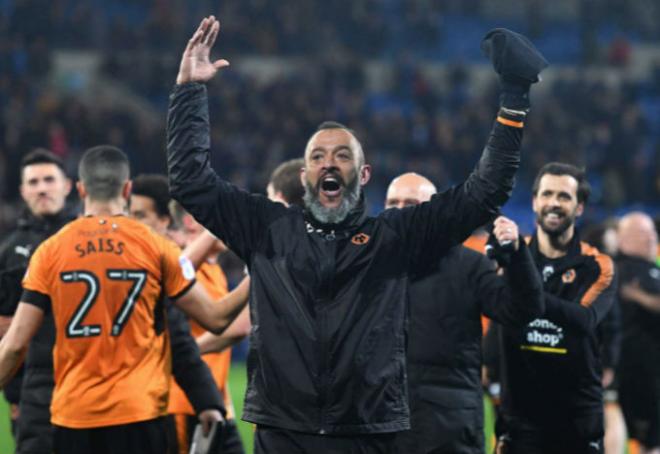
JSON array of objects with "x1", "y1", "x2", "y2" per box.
[
  {"x1": 166, "y1": 413, "x2": 244, "y2": 454},
  {"x1": 53, "y1": 417, "x2": 167, "y2": 454},
  {"x1": 254, "y1": 425, "x2": 397, "y2": 454},
  {"x1": 619, "y1": 365, "x2": 660, "y2": 448},
  {"x1": 497, "y1": 420, "x2": 602, "y2": 454}
]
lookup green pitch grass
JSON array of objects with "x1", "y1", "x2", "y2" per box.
[{"x1": 0, "y1": 394, "x2": 12, "y2": 453}]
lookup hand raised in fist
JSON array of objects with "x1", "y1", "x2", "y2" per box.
[{"x1": 481, "y1": 28, "x2": 548, "y2": 110}]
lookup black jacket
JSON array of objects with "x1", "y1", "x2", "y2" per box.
[
  {"x1": 166, "y1": 82, "x2": 524, "y2": 434},
  {"x1": 0, "y1": 209, "x2": 75, "y2": 406},
  {"x1": 492, "y1": 231, "x2": 616, "y2": 439},
  {"x1": 0, "y1": 211, "x2": 223, "y2": 453},
  {"x1": 616, "y1": 254, "x2": 660, "y2": 371},
  {"x1": 395, "y1": 244, "x2": 543, "y2": 454}
]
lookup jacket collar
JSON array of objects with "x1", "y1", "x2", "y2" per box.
[
  {"x1": 17, "y1": 204, "x2": 78, "y2": 234},
  {"x1": 529, "y1": 227, "x2": 582, "y2": 264}
]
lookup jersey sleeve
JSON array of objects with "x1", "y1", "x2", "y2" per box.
[
  {"x1": 543, "y1": 252, "x2": 616, "y2": 334},
  {"x1": 160, "y1": 238, "x2": 196, "y2": 300},
  {"x1": 20, "y1": 241, "x2": 52, "y2": 312}
]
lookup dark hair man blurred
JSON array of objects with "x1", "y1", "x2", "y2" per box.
[
  {"x1": 0, "y1": 149, "x2": 73, "y2": 449},
  {"x1": 616, "y1": 212, "x2": 660, "y2": 454},
  {"x1": 168, "y1": 17, "x2": 546, "y2": 452},
  {"x1": 267, "y1": 158, "x2": 305, "y2": 207},
  {"x1": 131, "y1": 174, "x2": 247, "y2": 454},
  {"x1": 0, "y1": 146, "x2": 246, "y2": 454},
  {"x1": 384, "y1": 173, "x2": 543, "y2": 454},
  {"x1": 492, "y1": 162, "x2": 616, "y2": 454}
]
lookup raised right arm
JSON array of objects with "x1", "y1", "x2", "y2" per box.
[{"x1": 167, "y1": 16, "x2": 286, "y2": 262}]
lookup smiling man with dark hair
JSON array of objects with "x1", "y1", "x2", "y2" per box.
[{"x1": 490, "y1": 162, "x2": 616, "y2": 454}]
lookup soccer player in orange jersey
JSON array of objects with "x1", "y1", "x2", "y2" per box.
[
  {"x1": 130, "y1": 174, "x2": 248, "y2": 454},
  {"x1": 0, "y1": 146, "x2": 248, "y2": 454}
]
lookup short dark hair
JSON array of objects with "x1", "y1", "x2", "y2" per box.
[
  {"x1": 78, "y1": 145, "x2": 130, "y2": 201},
  {"x1": 131, "y1": 174, "x2": 171, "y2": 218},
  {"x1": 532, "y1": 162, "x2": 591, "y2": 204},
  {"x1": 269, "y1": 158, "x2": 305, "y2": 207},
  {"x1": 21, "y1": 148, "x2": 67, "y2": 179}
]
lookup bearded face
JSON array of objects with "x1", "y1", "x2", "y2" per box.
[
  {"x1": 303, "y1": 166, "x2": 361, "y2": 224},
  {"x1": 301, "y1": 128, "x2": 369, "y2": 225},
  {"x1": 532, "y1": 174, "x2": 584, "y2": 239},
  {"x1": 535, "y1": 203, "x2": 578, "y2": 237}
]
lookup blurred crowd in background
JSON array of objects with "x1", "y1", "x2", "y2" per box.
[{"x1": 0, "y1": 0, "x2": 659, "y2": 236}]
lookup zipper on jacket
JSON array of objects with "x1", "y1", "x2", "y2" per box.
[{"x1": 317, "y1": 233, "x2": 336, "y2": 434}]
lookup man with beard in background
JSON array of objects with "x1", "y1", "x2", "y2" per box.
[
  {"x1": 490, "y1": 162, "x2": 616, "y2": 454},
  {"x1": 168, "y1": 16, "x2": 547, "y2": 452}
]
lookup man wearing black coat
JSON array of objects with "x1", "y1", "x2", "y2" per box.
[
  {"x1": 0, "y1": 150, "x2": 75, "y2": 444},
  {"x1": 385, "y1": 173, "x2": 543, "y2": 454},
  {"x1": 167, "y1": 16, "x2": 546, "y2": 453},
  {"x1": 490, "y1": 163, "x2": 616, "y2": 454}
]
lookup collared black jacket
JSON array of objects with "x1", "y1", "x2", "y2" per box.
[
  {"x1": 167, "y1": 82, "x2": 524, "y2": 434},
  {"x1": 0, "y1": 209, "x2": 76, "y2": 407},
  {"x1": 492, "y1": 231, "x2": 616, "y2": 439},
  {"x1": 396, "y1": 243, "x2": 543, "y2": 454},
  {"x1": 0, "y1": 210, "x2": 223, "y2": 453}
]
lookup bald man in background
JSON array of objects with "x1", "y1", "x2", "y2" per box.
[
  {"x1": 386, "y1": 173, "x2": 544, "y2": 454},
  {"x1": 616, "y1": 212, "x2": 660, "y2": 454}
]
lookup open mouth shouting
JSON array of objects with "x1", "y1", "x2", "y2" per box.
[{"x1": 319, "y1": 174, "x2": 344, "y2": 199}]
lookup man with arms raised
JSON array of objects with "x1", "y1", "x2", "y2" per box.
[
  {"x1": 491, "y1": 163, "x2": 616, "y2": 454},
  {"x1": 385, "y1": 173, "x2": 543, "y2": 454},
  {"x1": 168, "y1": 16, "x2": 546, "y2": 452},
  {"x1": 0, "y1": 146, "x2": 247, "y2": 454}
]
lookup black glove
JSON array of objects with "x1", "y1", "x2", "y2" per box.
[
  {"x1": 485, "y1": 226, "x2": 517, "y2": 268},
  {"x1": 481, "y1": 28, "x2": 548, "y2": 110}
]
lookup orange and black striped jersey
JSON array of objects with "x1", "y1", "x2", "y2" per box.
[
  {"x1": 168, "y1": 262, "x2": 234, "y2": 418},
  {"x1": 22, "y1": 216, "x2": 195, "y2": 429}
]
